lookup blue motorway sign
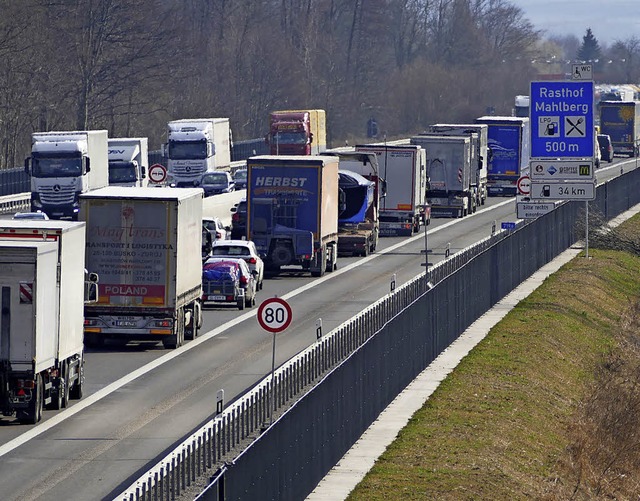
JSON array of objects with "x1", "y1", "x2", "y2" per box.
[{"x1": 530, "y1": 81, "x2": 594, "y2": 158}]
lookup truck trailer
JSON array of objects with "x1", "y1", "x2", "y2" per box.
[
  {"x1": 108, "y1": 137, "x2": 149, "y2": 187},
  {"x1": 165, "y1": 118, "x2": 232, "y2": 186},
  {"x1": 267, "y1": 110, "x2": 327, "y2": 155},
  {"x1": 475, "y1": 116, "x2": 530, "y2": 196},
  {"x1": 0, "y1": 221, "x2": 88, "y2": 423},
  {"x1": 246, "y1": 155, "x2": 339, "y2": 276},
  {"x1": 25, "y1": 130, "x2": 109, "y2": 219},
  {"x1": 425, "y1": 123, "x2": 489, "y2": 207},
  {"x1": 411, "y1": 135, "x2": 473, "y2": 218},
  {"x1": 80, "y1": 187, "x2": 204, "y2": 349},
  {"x1": 599, "y1": 100, "x2": 640, "y2": 157},
  {"x1": 354, "y1": 144, "x2": 429, "y2": 236}
]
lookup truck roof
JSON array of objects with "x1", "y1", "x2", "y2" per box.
[
  {"x1": 0, "y1": 220, "x2": 85, "y2": 234},
  {"x1": 476, "y1": 116, "x2": 530, "y2": 123},
  {"x1": 412, "y1": 135, "x2": 470, "y2": 143},
  {"x1": 248, "y1": 155, "x2": 338, "y2": 165},
  {"x1": 79, "y1": 186, "x2": 203, "y2": 201}
]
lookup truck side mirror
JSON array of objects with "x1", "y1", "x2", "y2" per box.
[
  {"x1": 141, "y1": 166, "x2": 147, "y2": 179},
  {"x1": 309, "y1": 132, "x2": 314, "y2": 144},
  {"x1": 24, "y1": 157, "x2": 31, "y2": 175},
  {"x1": 85, "y1": 157, "x2": 91, "y2": 173}
]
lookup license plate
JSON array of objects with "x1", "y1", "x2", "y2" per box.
[
  {"x1": 115, "y1": 320, "x2": 137, "y2": 327},
  {"x1": 207, "y1": 295, "x2": 226, "y2": 301}
]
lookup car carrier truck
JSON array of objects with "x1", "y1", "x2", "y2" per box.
[
  {"x1": 80, "y1": 187, "x2": 203, "y2": 349},
  {"x1": 246, "y1": 155, "x2": 339, "y2": 276},
  {"x1": 0, "y1": 220, "x2": 89, "y2": 423}
]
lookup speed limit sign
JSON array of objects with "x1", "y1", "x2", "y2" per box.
[{"x1": 257, "y1": 297, "x2": 292, "y2": 333}]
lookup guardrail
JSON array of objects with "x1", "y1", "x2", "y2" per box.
[{"x1": 0, "y1": 193, "x2": 30, "y2": 214}]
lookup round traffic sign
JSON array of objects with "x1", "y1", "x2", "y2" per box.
[
  {"x1": 517, "y1": 175, "x2": 531, "y2": 195},
  {"x1": 149, "y1": 163, "x2": 167, "y2": 184},
  {"x1": 257, "y1": 297, "x2": 292, "y2": 333}
]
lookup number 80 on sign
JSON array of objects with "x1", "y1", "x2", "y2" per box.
[{"x1": 257, "y1": 297, "x2": 292, "y2": 333}]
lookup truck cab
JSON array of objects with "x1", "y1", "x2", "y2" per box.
[
  {"x1": 267, "y1": 110, "x2": 326, "y2": 155},
  {"x1": 108, "y1": 138, "x2": 149, "y2": 187},
  {"x1": 165, "y1": 119, "x2": 231, "y2": 187},
  {"x1": 25, "y1": 130, "x2": 109, "y2": 220}
]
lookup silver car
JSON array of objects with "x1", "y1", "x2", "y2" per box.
[{"x1": 210, "y1": 239, "x2": 265, "y2": 290}]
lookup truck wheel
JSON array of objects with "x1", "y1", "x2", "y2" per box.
[
  {"x1": 70, "y1": 360, "x2": 84, "y2": 400},
  {"x1": 50, "y1": 363, "x2": 69, "y2": 410},
  {"x1": 237, "y1": 297, "x2": 245, "y2": 310},
  {"x1": 19, "y1": 375, "x2": 43, "y2": 424}
]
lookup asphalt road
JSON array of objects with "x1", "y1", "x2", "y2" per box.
[{"x1": 0, "y1": 158, "x2": 633, "y2": 501}]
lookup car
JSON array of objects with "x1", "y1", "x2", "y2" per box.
[
  {"x1": 597, "y1": 134, "x2": 614, "y2": 163},
  {"x1": 233, "y1": 169, "x2": 247, "y2": 190},
  {"x1": 210, "y1": 239, "x2": 264, "y2": 290},
  {"x1": 197, "y1": 171, "x2": 235, "y2": 197},
  {"x1": 230, "y1": 198, "x2": 247, "y2": 239},
  {"x1": 201, "y1": 257, "x2": 257, "y2": 309},
  {"x1": 203, "y1": 217, "x2": 231, "y2": 241},
  {"x1": 12, "y1": 211, "x2": 49, "y2": 220}
]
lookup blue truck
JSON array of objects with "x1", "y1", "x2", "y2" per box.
[
  {"x1": 246, "y1": 155, "x2": 339, "y2": 276},
  {"x1": 475, "y1": 116, "x2": 530, "y2": 196},
  {"x1": 599, "y1": 100, "x2": 640, "y2": 157}
]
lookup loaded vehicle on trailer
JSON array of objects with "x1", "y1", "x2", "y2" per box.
[
  {"x1": 354, "y1": 144, "x2": 429, "y2": 236},
  {"x1": 25, "y1": 130, "x2": 109, "y2": 220},
  {"x1": 411, "y1": 135, "x2": 473, "y2": 218},
  {"x1": 201, "y1": 258, "x2": 257, "y2": 310},
  {"x1": 425, "y1": 123, "x2": 489, "y2": 207},
  {"x1": 475, "y1": 116, "x2": 530, "y2": 196},
  {"x1": 80, "y1": 187, "x2": 203, "y2": 349},
  {"x1": 164, "y1": 118, "x2": 232, "y2": 187},
  {"x1": 0, "y1": 220, "x2": 91, "y2": 423},
  {"x1": 323, "y1": 151, "x2": 384, "y2": 256},
  {"x1": 266, "y1": 110, "x2": 327, "y2": 155},
  {"x1": 246, "y1": 155, "x2": 339, "y2": 276},
  {"x1": 599, "y1": 100, "x2": 640, "y2": 157}
]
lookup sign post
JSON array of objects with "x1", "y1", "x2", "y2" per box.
[{"x1": 257, "y1": 297, "x2": 293, "y2": 427}]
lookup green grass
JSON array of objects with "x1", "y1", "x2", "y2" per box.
[{"x1": 348, "y1": 216, "x2": 640, "y2": 500}]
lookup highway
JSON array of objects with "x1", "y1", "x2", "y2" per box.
[{"x1": 0, "y1": 159, "x2": 633, "y2": 501}]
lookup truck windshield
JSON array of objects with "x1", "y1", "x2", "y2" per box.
[
  {"x1": 109, "y1": 162, "x2": 137, "y2": 183},
  {"x1": 169, "y1": 140, "x2": 207, "y2": 160},
  {"x1": 32, "y1": 154, "x2": 82, "y2": 178},
  {"x1": 273, "y1": 131, "x2": 307, "y2": 145}
]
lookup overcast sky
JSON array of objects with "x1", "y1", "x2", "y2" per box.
[{"x1": 511, "y1": 0, "x2": 640, "y2": 46}]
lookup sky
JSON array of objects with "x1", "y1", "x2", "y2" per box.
[{"x1": 511, "y1": 0, "x2": 640, "y2": 46}]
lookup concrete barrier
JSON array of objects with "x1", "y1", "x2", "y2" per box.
[{"x1": 201, "y1": 190, "x2": 246, "y2": 227}]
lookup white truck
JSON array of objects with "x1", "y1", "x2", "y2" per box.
[
  {"x1": 165, "y1": 118, "x2": 232, "y2": 187},
  {"x1": 425, "y1": 123, "x2": 490, "y2": 208},
  {"x1": 354, "y1": 144, "x2": 429, "y2": 236},
  {"x1": 411, "y1": 135, "x2": 473, "y2": 218},
  {"x1": 80, "y1": 187, "x2": 204, "y2": 349},
  {"x1": 108, "y1": 137, "x2": 149, "y2": 187},
  {"x1": 0, "y1": 221, "x2": 89, "y2": 424},
  {"x1": 25, "y1": 130, "x2": 109, "y2": 220}
]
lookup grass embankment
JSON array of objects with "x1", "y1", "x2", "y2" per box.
[{"x1": 349, "y1": 215, "x2": 640, "y2": 500}]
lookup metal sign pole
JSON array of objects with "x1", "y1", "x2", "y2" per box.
[
  {"x1": 270, "y1": 331, "x2": 276, "y2": 425},
  {"x1": 585, "y1": 201, "x2": 589, "y2": 258}
]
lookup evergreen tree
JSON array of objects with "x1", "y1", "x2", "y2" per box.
[{"x1": 577, "y1": 28, "x2": 602, "y2": 63}]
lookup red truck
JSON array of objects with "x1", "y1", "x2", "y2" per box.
[{"x1": 266, "y1": 109, "x2": 327, "y2": 155}]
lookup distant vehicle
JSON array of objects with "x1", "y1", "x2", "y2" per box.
[
  {"x1": 203, "y1": 217, "x2": 231, "y2": 241},
  {"x1": 201, "y1": 258, "x2": 257, "y2": 310},
  {"x1": 12, "y1": 211, "x2": 49, "y2": 220},
  {"x1": 230, "y1": 198, "x2": 247, "y2": 239},
  {"x1": 233, "y1": 169, "x2": 247, "y2": 189},
  {"x1": 198, "y1": 171, "x2": 235, "y2": 196},
  {"x1": 210, "y1": 239, "x2": 264, "y2": 290},
  {"x1": 599, "y1": 100, "x2": 640, "y2": 157},
  {"x1": 266, "y1": 109, "x2": 327, "y2": 155},
  {"x1": 597, "y1": 134, "x2": 614, "y2": 163}
]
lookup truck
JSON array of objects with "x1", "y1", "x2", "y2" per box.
[
  {"x1": 475, "y1": 116, "x2": 530, "y2": 196},
  {"x1": 0, "y1": 221, "x2": 89, "y2": 423},
  {"x1": 354, "y1": 144, "x2": 429, "y2": 236},
  {"x1": 514, "y1": 95, "x2": 530, "y2": 117},
  {"x1": 25, "y1": 130, "x2": 109, "y2": 220},
  {"x1": 267, "y1": 110, "x2": 327, "y2": 155},
  {"x1": 165, "y1": 118, "x2": 232, "y2": 187},
  {"x1": 424, "y1": 123, "x2": 490, "y2": 207},
  {"x1": 80, "y1": 187, "x2": 204, "y2": 349},
  {"x1": 599, "y1": 100, "x2": 640, "y2": 157},
  {"x1": 411, "y1": 135, "x2": 473, "y2": 218},
  {"x1": 246, "y1": 155, "x2": 338, "y2": 276},
  {"x1": 108, "y1": 137, "x2": 149, "y2": 187},
  {"x1": 323, "y1": 151, "x2": 382, "y2": 256}
]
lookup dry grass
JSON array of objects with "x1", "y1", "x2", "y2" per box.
[{"x1": 348, "y1": 214, "x2": 640, "y2": 501}]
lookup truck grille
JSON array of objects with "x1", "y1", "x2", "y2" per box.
[{"x1": 38, "y1": 183, "x2": 75, "y2": 204}]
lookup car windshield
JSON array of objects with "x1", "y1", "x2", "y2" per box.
[
  {"x1": 202, "y1": 173, "x2": 228, "y2": 184},
  {"x1": 212, "y1": 246, "x2": 250, "y2": 256}
]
